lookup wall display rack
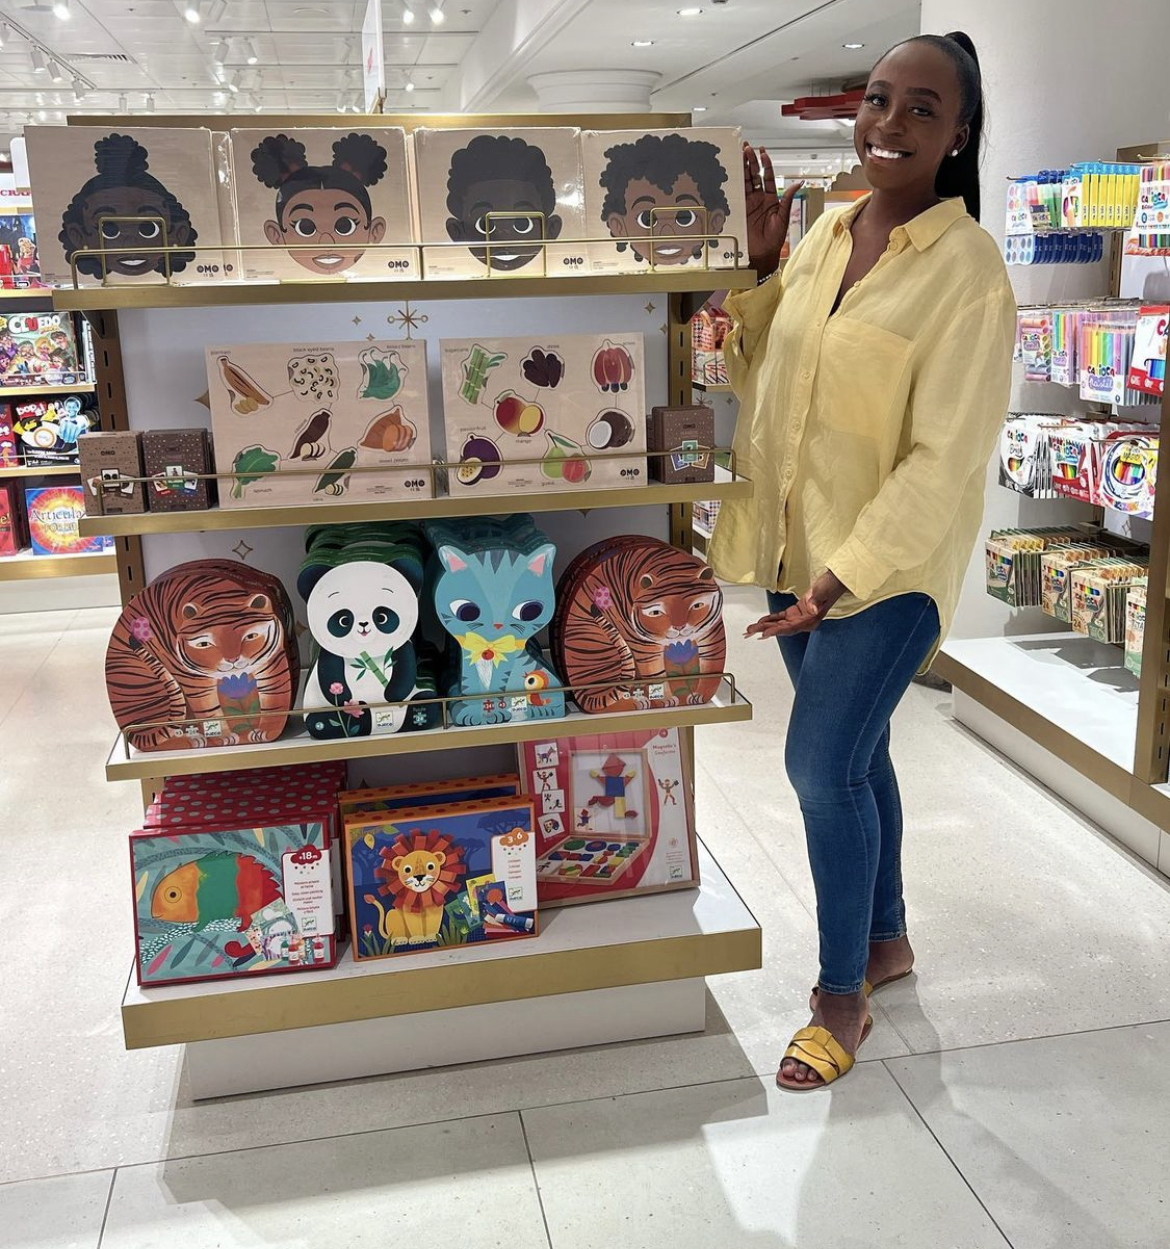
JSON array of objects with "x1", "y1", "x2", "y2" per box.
[
  {"x1": 937, "y1": 138, "x2": 1170, "y2": 866},
  {"x1": 61, "y1": 110, "x2": 763, "y2": 1097}
]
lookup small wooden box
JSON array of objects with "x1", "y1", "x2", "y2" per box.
[
  {"x1": 648, "y1": 404, "x2": 715, "y2": 485},
  {"x1": 78, "y1": 431, "x2": 147, "y2": 515},
  {"x1": 142, "y1": 427, "x2": 215, "y2": 512}
]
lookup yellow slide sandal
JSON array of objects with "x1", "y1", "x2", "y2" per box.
[{"x1": 777, "y1": 1016, "x2": 873, "y2": 1092}]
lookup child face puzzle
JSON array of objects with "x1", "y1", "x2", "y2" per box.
[
  {"x1": 207, "y1": 338, "x2": 433, "y2": 508},
  {"x1": 519, "y1": 729, "x2": 698, "y2": 907},
  {"x1": 346, "y1": 796, "x2": 538, "y2": 960},
  {"x1": 24, "y1": 127, "x2": 225, "y2": 287},
  {"x1": 440, "y1": 333, "x2": 646, "y2": 495},
  {"x1": 412, "y1": 128, "x2": 586, "y2": 278},
  {"x1": 583, "y1": 128, "x2": 748, "y2": 273},
  {"x1": 229, "y1": 128, "x2": 417, "y2": 282}
]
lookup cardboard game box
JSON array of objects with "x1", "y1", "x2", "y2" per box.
[
  {"x1": 0, "y1": 403, "x2": 17, "y2": 467},
  {"x1": 0, "y1": 309, "x2": 83, "y2": 388},
  {"x1": 24, "y1": 484, "x2": 111, "y2": 555},
  {"x1": 440, "y1": 333, "x2": 646, "y2": 496},
  {"x1": 582, "y1": 127, "x2": 748, "y2": 273},
  {"x1": 208, "y1": 338, "x2": 434, "y2": 508},
  {"x1": 13, "y1": 395, "x2": 97, "y2": 466},
  {"x1": 24, "y1": 125, "x2": 226, "y2": 287},
  {"x1": 0, "y1": 478, "x2": 28, "y2": 555},
  {"x1": 141, "y1": 427, "x2": 215, "y2": 512},
  {"x1": 228, "y1": 127, "x2": 418, "y2": 282},
  {"x1": 648, "y1": 404, "x2": 715, "y2": 484},
  {"x1": 412, "y1": 127, "x2": 587, "y2": 279},
  {"x1": 518, "y1": 729, "x2": 699, "y2": 907},
  {"x1": 340, "y1": 773, "x2": 521, "y2": 817},
  {"x1": 78, "y1": 430, "x2": 147, "y2": 515}
]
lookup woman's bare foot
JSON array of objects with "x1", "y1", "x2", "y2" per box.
[
  {"x1": 866, "y1": 935, "x2": 915, "y2": 989},
  {"x1": 779, "y1": 989, "x2": 870, "y2": 1088}
]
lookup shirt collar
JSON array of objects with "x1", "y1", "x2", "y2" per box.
[{"x1": 832, "y1": 194, "x2": 968, "y2": 252}]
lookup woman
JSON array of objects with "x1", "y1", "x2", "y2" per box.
[{"x1": 708, "y1": 32, "x2": 1015, "y2": 1091}]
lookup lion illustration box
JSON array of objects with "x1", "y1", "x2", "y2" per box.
[
  {"x1": 519, "y1": 729, "x2": 699, "y2": 907},
  {"x1": 582, "y1": 127, "x2": 748, "y2": 273},
  {"x1": 346, "y1": 795, "x2": 538, "y2": 961},
  {"x1": 228, "y1": 127, "x2": 417, "y2": 282},
  {"x1": 412, "y1": 127, "x2": 586, "y2": 279},
  {"x1": 207, "y1": 338, "x2": 433, "y2": 508},
  {"x1": 440, "y1": 333, "x2": 646, "y2": 495},
  {"x1": 24, "y1": 126, "x2": 226, "y2": 287},
  {"x1": 131, "y1": 821, "x2": 337, "y2": 987}
]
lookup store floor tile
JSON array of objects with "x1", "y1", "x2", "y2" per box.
[
  {"x1": 887, "y1": 1021, "x2": 1170, "y2": 1249},
  {"x1": 0, "y1": 1170, "x2": 113, "y2": 1249},
  {"x1": 99, "y1": 1114, "x2": 547, "y2": 1249},
  {"x1": 521, "y1": 1069, "x2": 1009, "y2": 1249}
]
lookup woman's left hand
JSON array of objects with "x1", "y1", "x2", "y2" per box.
[{"x1": 744, "y1": 571, "x2": 849, "y2": 639}]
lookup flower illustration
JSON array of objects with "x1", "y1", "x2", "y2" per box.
[
  {"x1": 329, "y1": 682, "x2": 344, "y2": 695},
  {"x1": 218, "y1": 672, "x2": 259, "y2": 699},
  {"x1": 130, "y1": 616, "x2": 153, "y2": 641},
  {"x1": 593, "y1": 585, "x2": 614, "y2": 611},
  {"x1": 363, "y1": 924, "x2": 373, "y2": 935},
  {"x1": 343, "y1": 700, "x2": 363, "y2": 719},
  {"x1": 664, "y1": 639, "x2": 699, "y2": 665}
]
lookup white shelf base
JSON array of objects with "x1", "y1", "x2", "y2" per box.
[{"x1": 186, "y1": 977, "x2": 706, "y2": 1099}]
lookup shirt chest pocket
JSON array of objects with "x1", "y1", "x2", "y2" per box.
[{"x1": 814, "y1": 318, "x2": 914, "y2": 445}]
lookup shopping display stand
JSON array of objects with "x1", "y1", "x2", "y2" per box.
[
  {"x1": 937, "y1": 138, "x2": 1170, "y2": 862},
  {"x1": 62, "y1": 111, "x2": 763, "y2": 1097}
]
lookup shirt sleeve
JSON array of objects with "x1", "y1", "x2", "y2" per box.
[
  {"x1": 722, "y1": 272, "x2": 783, "y2": 395},
  {"x1": 826, "y1": 286, "x2": 1016, "y2": 601}
]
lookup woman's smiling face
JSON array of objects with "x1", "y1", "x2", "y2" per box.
[
  {"x1": 65, "y1": 186, "x2": 189, "y2": 276},
  {"x1": 265, "y1": 186, "x2": 386, "y2": 273}
]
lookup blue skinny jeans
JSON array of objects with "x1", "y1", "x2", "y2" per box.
[{"x1": 766, "y1": 590, "x2": 941, "y2": 996}]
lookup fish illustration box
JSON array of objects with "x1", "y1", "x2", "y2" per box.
[
  {"x1": 0, "y1": 310, "x2": 83, "y2": 388},
  {"x1": 581, "y1": 127, "x2": 748, "y2": 274},
  {"x1": 207, "y1": 338, "x2": 434, "y2": 508},
  {"x1": 24, "y1": 126, "x2": 226, "y2": 287},
  {"x1": 130, "y1": 822, "x2": 337, "y2": 987},
  {"x1": 346, "y1": 795, "x2": 538, "y2": 961},
  {"x1": 440, "y1": 333, "x2": 647, "y2": 495},
  {"x1": 228, "y1": 127, "x2": 418, "y2": 282},
  {"x1": 518, "y1": 729, "x2": 699, "y2": 908},
  {"x1": 411, "y1": 127, "x2": 587, "y2": 279}
]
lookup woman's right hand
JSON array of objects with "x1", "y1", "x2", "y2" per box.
[{"x1": 744, "y1": 143, "x2": 803, "y2": 280}]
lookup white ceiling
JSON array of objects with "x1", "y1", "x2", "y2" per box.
[{"x1": 0, "y1": 0, "x2": 920, "y2": 151}]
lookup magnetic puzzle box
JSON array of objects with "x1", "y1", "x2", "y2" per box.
[
  {"x1": 345, "y1": 794, "x2": 538, "y2": 961},
  {"x1": 439, "y1": 333, "x2": 647, "y2": 495},
  {"x1": 207, "y1": 338, "x2": 434, "y2": 508},
  {"x1": 130, "y1": 821, "x2": 337, "y2": 987},
  {"x1": 0, "y1": 310, "x2": 82, "y2": 387},
  {"x1": 228, "y1": 127, "x2": 418, "y2": 282},
  {"x1": 25, "y1": 126, "x2": 226, "y2": 287},
  {"x1": 412, "y1": 127, "x2": 587, "y2": 279},
  {"x1": 24, "y1": 484, "x2": 111, "y2": 555},
  {"x1": 518, "y1": 729, "x2": 699, "y2": 908},
  {"x1": 581, "y1": 127, "x2": 748, "y2": 274}
]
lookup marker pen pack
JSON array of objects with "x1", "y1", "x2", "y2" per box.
[
  {"x1": 1127, "y1": 305, "x2": 1169, "y2": 397},
  {"x1": 1070, "y1": 559, "x2": 1149, "y2": 643},
  {"x1": 1125, "y1": 582, "x2": 1148, "y2": 676},
  {"x1": 984, "y1": 528, "x2": 1086, "y2": 608},
  {"x1": 1041, "y1": 545, "x2": 1121, "y2": 623}
]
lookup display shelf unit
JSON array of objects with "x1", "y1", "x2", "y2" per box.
[
  {"x1": 2, "y1": 463, "x2": 81, "y2": 478},
  {"x1": 0, "y1": 549, "x2": 115, "y2": 580},
  {"x1": 940, "y1": 136, "x2": 1170, "y2": 856},
  {"x1": 70, "y1": 108, "x2": 762, "y2": 1090},
  {"x1": 0, "y1": 382, "x2": 95, "y2": 396},
  {"x1": 692, "y1": 381, "x2": 733, "y2": 394}
]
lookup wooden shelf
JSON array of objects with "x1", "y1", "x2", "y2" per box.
[
  {"x1": 53, "y1": 268, "x2": 757, "y2": 312},
  {"x1": 691, "y1": 381, "x2": 732, "y2": 393},
  {"x1": 79, "y1": 472, "x2": 752, "y2": 537},
  {"x1": 120, "y1": 842, "x2": 761, "y2": 1049},
  {"x1": 0, "y1": 549, "x2": 115, "y2": 580},
  {"x1": 104, "y1": 677, "x2": 753, "y2": 782},
  {"x1": 0, "y1": 382, "x2": 95, "y2": 397},
  {"x1": 2, "y1": 463, "x2": 81, "y2": 478}
]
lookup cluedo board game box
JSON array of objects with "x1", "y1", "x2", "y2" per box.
[
  {"x1": 439, "y1": 333, "x2": 646, "y2": 496},
  {"x1": 228, "y1": 127, "x2": 418, "y2": 282},
  {"x1": 518, "y1": 728, "x2": 699, "y2": 907},
  {"x1": 345, "y1": 794, "x2": 538, "y2": 960},
  {"x1": 0, "y1": 309, "x2": 83, "y2": 388},
  {"x1": 25, "y1": 126, "x2": 226, "y2": 287},
  {"x1": 581, "y1": 127, "x2": 748, "y2": 274},
  {"x1": 412, "y1": 127, "x2": 587, "y2": 278},
  {"x1": 130, "y1": 821, "x2": 337, "y2": 987},
  {"x1": 207, "y1": 338, "x2": 434, "y2": 508}
]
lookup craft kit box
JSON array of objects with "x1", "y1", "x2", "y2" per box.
[
  {"x1": 24, "y1": 484, "x2": 111, "y2": 555},
  {"x1": 0, "y1": 478, "x2": 27, "y2": 555},
  {"x1": 412, "y1": 127, "x2": 587, "y2": 279},
  {"x1": 208, "y1": 338, "x2": 433, "y2": 508},
  {"x1": 340, "y1": 773, "x2": 521, "y2": 817},
  {"x1": 141, "y1": 427, "x2": 215, "y2": 512},
  {"x1": 582, "y1": 127, "x2": 749, "y2": 273},
  {"x1": 25, "y1": 126, "x2": 226, "y2": 287},
  {"x1": 78, "y1": 430, "x2": 147, "y2": 515},
  {"x1": 0, "y1": 309, "x2": 83, "y2": 387},
  {"x1": 14, "y1": 395, "x2": 97, "y2": 466},
  {"x1": 130, "y1": 821, "x2": 337, "y2": 987},
  {"x1": 346, "y1": 795, "x2": 538, "y2": 960},
  {"x1": 519, "y1": 729, "x2": 699, "y2": 907},
  {"x1": 440, "y1": 333, "x2": 646, "y2": 496},
  {"x1": 648, "y1": 404, "x2": 715, "y2": 485},
  {"x1": 228, "y1": 127, "x2": 418, "y2": 282}
]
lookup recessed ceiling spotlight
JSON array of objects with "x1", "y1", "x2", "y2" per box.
[
  {"x1": 52, "y1": 0, "x2": 71, "y2": 20},
  {"x1": 183, "y1": 3, "x2": 201, "y2": 24},
  {"x1": 30, "y1": 48, "x2": 48, "y2": 74},
  {"x1": 632, "y1": 40, "x2": 654, "y2": 47},
  {"x1": 677, "y1": 7, "x2": 704, "y2": 15},
  {"x1": 693, "y1": 106, "x2": 707, "y2": 112},
  {"x1": 843, "y1": 42, "x2": 865, "y2": 49}
]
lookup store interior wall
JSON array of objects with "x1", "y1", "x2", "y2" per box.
[{"x1": 920, "y1": 0, "x2": 1170, "y2": 640}]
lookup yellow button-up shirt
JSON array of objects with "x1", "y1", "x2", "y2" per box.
[{"x1": 709, "y1": 195, "x2": 1015, "y2": 662}]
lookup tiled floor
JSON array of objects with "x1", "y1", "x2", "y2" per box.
[{"x1": 4, "y1": 590, "x2": 1169, "y2": 1248}]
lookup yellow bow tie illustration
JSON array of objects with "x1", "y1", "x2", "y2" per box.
[{"x1": 457, "y1": 631, "x2": 524, "y2": 666}]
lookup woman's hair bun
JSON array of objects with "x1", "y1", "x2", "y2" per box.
[
  {"x1": 945, "y1": 30, "x2": 979, "y2": 67},
  {"x1": 94, "y1": 134, "x2": 150, "y2": 182},
  {"x1": 251, "y1": 134, "x2": 308, "y2": 188}
]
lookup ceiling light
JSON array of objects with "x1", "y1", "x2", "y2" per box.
[
  {"x1": 245, "y1": 38, "x2": 258, "y2": 65},
  {"x1": 72, "y1": 79, "x2": 84, "y2": 102},
  {"x1": 37, "y1": 109, "x2": 47, "y2": 121},
  {"x1": 428, "y1": 2, "x2": 445, "y2": 23},
  {"x1": 843, "y1": 42, "x2": 865, "y2": 49},
  {"x1": 213, "y1": 90, "x2": 225, "y2": 105},
  {"x1": 632, "y1": 40, "x2": 654, "y2": 47},
  {"x1": 183, "y1": 3, "x2": 201, "y2": 23},
  {"x1": 213, "y1": 39, "x2": 229, "y2": 65},
  {"x1": 48, "y1": 61, "x2": 64, "y2": 83},
  {"x1": 227, "y1": 72, "x2": 240, "y2": 93},
  {"x1": 693, "y1": 106, "x2": 707, "y2": 112},
  {"x1": 405, "y1": 76, "x2": 415, "y2": 92},
  {"x1": 0, "y1": 23, "x2": 7, "y2": 48},
  {"x1": 336, "y1": 91, "x2": 347, "y2": 113},
  {"x1": 30, "y1": 48, "x2": 47, "y2": 74},
  {"x1": 145, "y1": 93, "x2": 155, "y2": 113},
  {"x1": 401, "y1": 0, "x2": 416, "y2": 21},
  {"x1": 52, "y1": 0, "x2": 70, "y2": 19},
  {"x1": 254, "y1": 97, "x2": 263, "y2": 113},
  {"x1": 118, "y1": 92, "x2": 127, "y2": 112},
  {"x1": 677, "y1": 7, "x2": 703, "y2": 14}
]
